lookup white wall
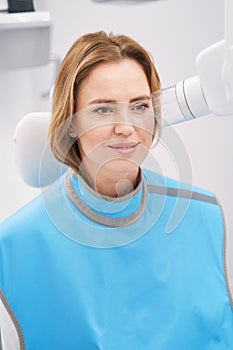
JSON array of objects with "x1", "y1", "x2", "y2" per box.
[{"x1": 0, "y1": 0, "x2": 232, "y2": 285}]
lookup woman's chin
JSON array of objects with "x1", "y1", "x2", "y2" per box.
[{"x1": 102, "y1": 159, "x2": 140, "y2": 174}]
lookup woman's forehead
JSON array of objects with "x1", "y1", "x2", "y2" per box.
[{"x1": 77, "y1": 59, "x2": 150, "y2": 108}]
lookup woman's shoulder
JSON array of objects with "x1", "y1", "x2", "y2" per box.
[
  {"x1": 142, "y1": 168, "x2": 222, "y2": 236},
  {"x1": 0, "y1": 194, "x2": 44, "y2": 239},
  {"x1": 0, "y1": 176, "x2": 66, "y2": 243},
  {"x1": 142, "y1": 167, "x2": 216, "y2": 200}
]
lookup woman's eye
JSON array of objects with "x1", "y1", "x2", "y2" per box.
[
  {"x1": 94, "y1": 106, "x2": 112, "y2": 115},
  {"x1": 132, "y1": 103, "x2": 149, "y2": 114}
]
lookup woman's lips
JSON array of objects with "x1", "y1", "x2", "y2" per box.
[{"x1": 108, "y1": 142, "x2": 140, "y2": 155}]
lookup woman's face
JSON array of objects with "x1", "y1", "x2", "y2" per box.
[{"x1": 72, "y1": 58, "x2": 155, "y2": 177}]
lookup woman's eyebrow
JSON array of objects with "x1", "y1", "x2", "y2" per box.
[
  {"x1": 129, "y1": 95, "x2": 151, "y2": 103},
  {"x1": 88, "y1": 99, "x2": 116, "y2": 105},
  {"x1": 88, "y1": 95, "x2": 151, "y2": 105}
]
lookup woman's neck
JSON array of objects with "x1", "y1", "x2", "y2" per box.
[{"x1": 79, "y1": 165, "x2": 140, "y2": 198}]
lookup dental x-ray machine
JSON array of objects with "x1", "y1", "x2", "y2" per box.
[
  {"x1": 14, "y1": 0, "x2": 233, "y2": 187},
  {"x1": 154, "y1": 0, "x2": 233, "y2": 126}
]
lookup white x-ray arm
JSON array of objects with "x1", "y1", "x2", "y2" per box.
[{"x1": 156, "y1": 0, "x2": 233, "y2": 126}]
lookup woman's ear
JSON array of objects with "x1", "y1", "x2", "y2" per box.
[{"x1": 69, "y1": 118, "x2": 77, "y2": 138}]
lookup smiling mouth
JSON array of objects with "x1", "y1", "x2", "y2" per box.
[{"x1": 108, "y1": 142, "x2": 140, "y2": 155}]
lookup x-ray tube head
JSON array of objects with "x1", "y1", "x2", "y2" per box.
[
  {"x1": 153, "y1": 38, "x2": 233, "y2": 127},
  {"x1": 152, "y1": 85, "x2": 188, "y2": 127},
  {"x1": 152, "y1": 76, "x2": 210, "y2": 127}
]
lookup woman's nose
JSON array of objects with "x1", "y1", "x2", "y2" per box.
[
  {"x1": 114, "y1": 122, "x2": 135, "y2": 136},
  {"x1": 113, "y1": 107, "x2": 135, "y2": 136}
]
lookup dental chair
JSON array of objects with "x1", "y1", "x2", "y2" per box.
[{"x1": 14, "y1": 112, "x2": 67, "y2": 188}]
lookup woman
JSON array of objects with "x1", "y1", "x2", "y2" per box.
[{"x1": 0, "y1": 31, "x2": 233, "y2": 350}]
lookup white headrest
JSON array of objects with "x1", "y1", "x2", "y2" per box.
[{"x1": 14, "y1": 112, "x2": 67, "y2": 188}]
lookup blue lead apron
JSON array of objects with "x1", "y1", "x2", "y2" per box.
[{"x1": 0, "y1": 169, "x2": 233, "y2": 349}]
